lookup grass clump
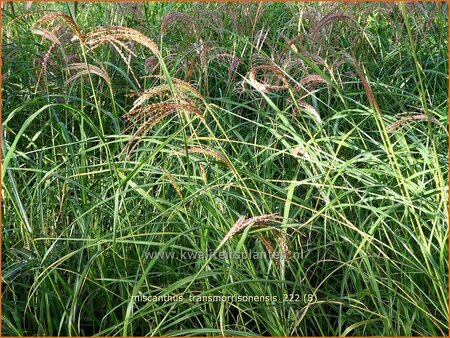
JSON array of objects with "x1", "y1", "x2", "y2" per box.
[{"x1": 2, "y1": 2, "x2": 448, "y2": 336}]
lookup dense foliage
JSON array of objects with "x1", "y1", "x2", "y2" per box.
[{"x1": 2, "y1": 2, "x2": 448, "y2": 336}]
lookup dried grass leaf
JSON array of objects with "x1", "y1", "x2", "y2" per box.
[
  {"x1": 173, "y1": 146, "x2": 236, "y2": 174},
  {"x1": 65, "y1": 63, "x2": 111, "y2": 86},
  {"x1": 219, "y1": 213, "x2": 282, "y2": 247},
  {"x1": 161, "y1": 12, "x2": 198, "y2": 38},
  {"x1": 247, "y1": 65, "x2": 289, "y2": 92},
  {"x1": 32, "y1": 12, "x2": 82, "y2": 39},
  {"x1": 85, "y1": 26, "x2": 159, "y2": 55},
  {"x1": 310, "y1": 13, "x2": 353, "y2": 38},
  {"x1": 122, "y1": 101, "x2": 204, "y2": 156},
  {"x1": 292, "y1": 100, "x2": 321, "y2": 124},
  {"x1": 386, "y1": 113, "x2": 439, "y2": 133}
]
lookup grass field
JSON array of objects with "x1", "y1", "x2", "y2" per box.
[{"x1": 2, "y1": 2, "x2": 449, "y2": 336}]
